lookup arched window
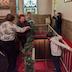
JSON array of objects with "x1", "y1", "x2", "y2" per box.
[
  {"x1": 16, "y1": 0, "x2": 37, "y2": 14},
  {"x1": 23, "y1": 0, "x2": 37, "y2": 14}
]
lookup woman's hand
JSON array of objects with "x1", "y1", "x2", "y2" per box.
[{"x1": 24, "y1": 26, "x2": 31, "y2": 31}]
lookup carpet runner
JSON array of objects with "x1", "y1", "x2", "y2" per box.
[{"x1": 17, "y1": 56, "x2": 55, "y2": 72}]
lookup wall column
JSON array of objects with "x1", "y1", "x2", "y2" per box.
[
  {"x1": 10, "y1": 0, "x2": 16, "y2": 15},
  {"x1": 18, "y1": 0, "x2": 23, "y2": 14}
]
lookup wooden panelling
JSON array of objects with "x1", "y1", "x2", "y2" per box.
[
  {"x1": 32, "y1": 14, "x2": 51, "y2": 24},
  {"x1": 33, "y1": 39, "x2": 50, "y2": 59},
  {"x1": 62, "y1": 19, "x2": 72, "y2": 41}
]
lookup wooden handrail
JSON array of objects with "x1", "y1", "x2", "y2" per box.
[{"x1": 34, "y1": 24, "x2": 48, "y2": 26}]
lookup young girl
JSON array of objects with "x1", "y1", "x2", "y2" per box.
[{"x1": 50, "y1": 35, "x2": 71, "y2": 72}]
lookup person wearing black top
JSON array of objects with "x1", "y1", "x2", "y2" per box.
[
  {"x1": 17, "y1": 14, "x2": 30, "y2": 49},
  {"x1": 53, "y1": 12, "x2": 62, "y2": 35}
]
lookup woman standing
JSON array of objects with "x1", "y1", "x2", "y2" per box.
[
  {"x1": 17, "y1": 14, "x2": 30, "y2": 49},
  {"x1": 0, "y1": 14, "x2": 30, "y2": 72}
]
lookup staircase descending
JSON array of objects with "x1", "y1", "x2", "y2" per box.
[{"x1": 17, "y1": 56, "x2": 56, "y2": 72}]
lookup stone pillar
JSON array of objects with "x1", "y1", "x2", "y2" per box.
[
  {"x1": 9, "y1": 0, "x2": 16, "y2": 15},
  {"x1": 52, "y1": 0, "x2": 57, "y2": 16},
  {"x1": 18, "y1": 0, "x2": 23, "y2": 14}
]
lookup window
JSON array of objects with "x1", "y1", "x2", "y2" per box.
[
  {"x1": 23, "y1": 0, "x2": 37, "y2": 14},
  {"x1": 64, "y1": 0, "x2": 72, "y2": 2}
]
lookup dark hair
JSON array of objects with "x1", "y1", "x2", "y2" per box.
[
  {"x1": 5, "y1": 14, "x2": 15, "y2": 22},
  {"x1": 57, "y1": 12, "x2": 61, "y2": 14},
  {"x1": 57, "y1": 12, "x2": 62, "y2": 17},
  {"x1": 27, "y1": 12, "x2": 31, "y2": 14},
  {"x1": 18, "y1": 14, "x2": 25, "y2": 19}
]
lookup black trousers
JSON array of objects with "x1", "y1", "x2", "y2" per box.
[
  {"x1": 0, "y1": 54, "x2": 8, "y2": 72},
  {"x1": 52, "y1": 56, "x2": 61, "y2": 72},
  {"x1": 17, "y1": 37, "x2": 26, "y2": 49},
  {"x1": 0, "y1": 40, "x2": 18, "y2": 72}
]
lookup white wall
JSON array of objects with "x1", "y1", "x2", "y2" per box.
[
  {"x1": 38, "y1": 0, "x2": 52, "y2": 15},
  {"x1": 53, "y1": 0, "x2": 72, "y2": 21}
]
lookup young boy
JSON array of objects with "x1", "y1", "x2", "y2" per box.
[
  {"x1": 50, "y1": 35, "x2": 71, "y2": 72},
  {"x1": 26, "y1": 12, "x2": 35, "y2": 42}
]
